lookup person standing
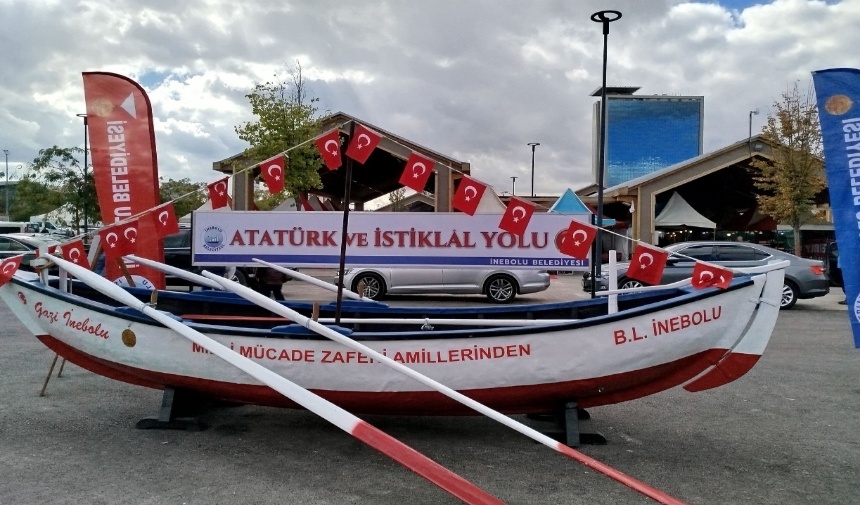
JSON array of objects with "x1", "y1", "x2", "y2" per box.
[{"x1": 256, "y1": 267, "x2": 288, "y2": 300}]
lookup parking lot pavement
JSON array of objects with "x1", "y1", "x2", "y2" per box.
[{"x1": 1, "y1": 274, "x2": 857, "y2": 504}]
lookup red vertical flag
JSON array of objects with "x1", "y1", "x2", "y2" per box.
[
  {"x1": 60, "y1": 239, "x2": 91, "y2": 270},
  {"x1": 398, "y1": 152, "x2": 435, "y2": 192},
  {"x1": 452, "y1": 177, "x2": 487, "y2": 215},
  {"x1": 82, "y1": 72, "x2": 165, "y2": 288},
  {"x1": 498, "y1": 197, "x2": 536, "y2": 236},
  {"x1": 345, "y1": 123, "x2": 382, "y2": 164},
  {"x1": 0, "y1": 255, "x2": 22, "y2": 286},
  {"x1": 260, "y1": 154, "x2": 286, "y2": 194},
  {"x1": 691, "y1": 262, "x2": 733, "y2": 289},
  {"x1": 144, "y1": 202, "x2": 180, "y2": 239},
  {"x1": 207, "y1": 177, "x2": 230, "y2": 209},
  {"x1": 99, "y1": 220, "x2": 140, "y2": 260},
  {"x1": 314, "y1": 129, "x2": 342, "y2": 170},
  {"x1": 627, "y1": 244, "x2": 669, "y2": 285},
  {"x1": 556, "y1": 220, "x2": 597, "y2": 259}
]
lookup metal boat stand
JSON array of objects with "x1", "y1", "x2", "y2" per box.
[
  {"x1": 135, "y1": 387, "x2": 208, "y2": 431},
  {"x1": 527, "y1": 401, "x2": 607, "y2": 447}
]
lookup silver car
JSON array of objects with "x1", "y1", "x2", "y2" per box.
[
  {"x1": 581, "y1": 241, "x2": 829, "y2": 309},
  {"x1": 336, "y1": 267, "x2": 551, "y2": 303}
]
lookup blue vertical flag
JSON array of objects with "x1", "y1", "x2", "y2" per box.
[{"x1": 812, "y1": 68, "x2": 860, "y2": 348}]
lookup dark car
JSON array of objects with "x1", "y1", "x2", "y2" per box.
[
  {"x1": 581, "y1": 241, "x2": 829, "y2": 309},
  {"x1": 0, "y1": 233, "x2": 61, "y2": 272},
  {"x1": 163, "y1": 227, "x2": 254, "y2": 287}
]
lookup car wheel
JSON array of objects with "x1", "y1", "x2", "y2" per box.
[
  {"x1": 619, "y1": 277, "x2": 646, "y2": 290},
  {"x1": 485, "y1": 275, "x2": 517, "y2": 303},
  {"x1": 780, "y1": 281, "x2": 798, "y2": 309},
  {"x1": 352, "y1": 273, "x2": 385, "y2": 300},
  {"x1": 231, "y1": 268, "x2": 249, "y2": 287}
]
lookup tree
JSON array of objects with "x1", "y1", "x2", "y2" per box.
[
  {"x1": 27, "y1": 146, "x2": 100, "y2": 232},
  {"x1": 388, "y1": 188, "x2": 407, "y2": 211},
  {"x1": 753, "y1": 82, "x2": 825, "y2": 256},
  {"x1": 234, "y1": 61, "x2": 324, "y2": 203},
  {"x1": 158, "y1": 178, "x2": 206, "y2": 219}
]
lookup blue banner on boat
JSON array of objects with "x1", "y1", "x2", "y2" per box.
[{"x1": 812, "y1": 68, "x2": 860, "y2": 348}]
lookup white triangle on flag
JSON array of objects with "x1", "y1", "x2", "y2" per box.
[{"x1": 120, "y1": 93, "x2": 137, "y2": 118}]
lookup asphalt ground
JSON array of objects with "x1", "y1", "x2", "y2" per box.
[{"x1": 0, "y1": 272, "x2": 858, "y2": 504}]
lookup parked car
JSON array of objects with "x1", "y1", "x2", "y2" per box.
[
  {"x1": 336, "y1": 267, "x2": 551, "y2": 303},
  {"x1": 0, "y1": 233, "x2": 61, "y2": 272},
  {"x1": 162, "y1": 227, "x2": 256, "y2": 287},
  {"x1": 581, "y1": 241, "x2": 829, "y2": 309}
]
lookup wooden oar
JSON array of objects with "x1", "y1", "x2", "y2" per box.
[
  {"x1": 201, "y1": 270, "x2": 687, "y2": 505},
  {"x1": 43, "y1": 253, "x2": 503, "y2": 505},
  {"x1": 252, "y1": 258, "x2": 370, "y2": 302}
]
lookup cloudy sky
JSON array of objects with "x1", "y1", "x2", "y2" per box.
[{"x1": 0, "y1": 0, "x2": 856, "y2": 205}]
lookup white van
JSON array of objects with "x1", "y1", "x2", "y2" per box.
[{"x1": 0, "y1": 222, "x2": 29, "y2": 234}]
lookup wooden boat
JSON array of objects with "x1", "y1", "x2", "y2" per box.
[{"x1": 1, "y1": 260, "x2": 785, "y2": 415}]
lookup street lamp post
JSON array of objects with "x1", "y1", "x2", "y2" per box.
[
  {"x1": 76, "y1": 113, "x2": 89, "y2": 237},
  {"x1": 748, "y1": 109, "x2": 759, "y2": 141},
  {"x1": 590, "y1": 10, "x2": 622, "y2": 299},
  {"x1": 510, "y1": 176, "x2": 518, "y2": 196},
  {"x1": 528, "y1": 142, "x2": 540, "y2": 197},
  {"x1": 3, "y1": 149, "x2": 8, "y2": 220}
]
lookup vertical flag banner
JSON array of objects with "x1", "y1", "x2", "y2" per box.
[
  {"x1": 345, "y1": 123, "x2": 382, "y2": 164},
  {"x1": 398, "y1": 152, "x2": 435, "y2": 192},
  {"x1": 499, "y1": 196, "x2": 536, "y2": 236},
  {"x1": 691, "y1": 262, "x2": 733, "y2": 290},
  {"x1": 207, "y1": 177, "x2": 230, "y2": 209},
  {"x1": 556, "y1": 220, "x2": 597, "y2": 259},
  {"x1": 82, "y1": 72, "x2": 165, "y2": 289},
  {"x1": 60, "y1": 239, "x2": 91, "y2": 270},
  {"x1": 260, "y1": 154, "x2": 286, "y2": 194},
  {"x1": 452, "y1": 177, "x2": 487, "y2": 215},
  {"x1": 627, "y1": 244, "x2": 669, "y2": 285},
  {"x1": 812, "y1": 67, "x2": 860, "y2": 347},
  {"x1": 315, "y1": 129, "x2": 342, "y2": 170}
]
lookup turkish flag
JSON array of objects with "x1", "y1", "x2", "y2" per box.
[
  {"x1": 99, "y1": 219, "x2": 140, "y2": 260},
  {"x1": 692, "y1": 262, "x2": 733, "y2": 289},
  {"x1": 145, "y1": 202, "x2": 180, "y2": 239},
  {"x1": 627, "y1": 244, "x2": 669, "y2": 285},
  {"x1": 0, "y1": 255, "x2": 22, "y2": 286},
  {"x1": 260, "y1": 154, "x2": 286, "y2": 194},
  {"x1": 398, "y1": 152, "x2": 435, "y2": 192},
  {"x1": 314, "y1": 129, "x2": 342, "y2": 170},
  {"x1": 207, "y1": 177, "x2": 230, "y2": 209},
  {"x1": 452, "y1": 177, "x2": 487, "y2": 215},
  {"x1": 345, "y1": 123, "x2": 382, "y2": 164},
  {"x1": 556, "y1": 220, "x2": 597, "y2": 259},
  {"x1": 60, "y1": 239, "x2": 91, "y2": 270},
  {"x1": 499, "y1": 197, "x2": 536, "y2": 236}
]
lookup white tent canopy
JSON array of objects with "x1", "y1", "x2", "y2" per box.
[{"x1": 655, "y1": 192, "x2": 716, "y2": 229}]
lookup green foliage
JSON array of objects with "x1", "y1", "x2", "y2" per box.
[
  {"x1": 158, "y1": 178, "x2": 206, "y2": 218},
  {"x1": 388, "y1": 187, "x2": 406, "y2": 211},
  {"x1": 234, "y1": 62, "x2": 324, "y2": 196},
  {"x1": 26, "y1": 146, "x2": 100, "y2": 230},
  {"x1": 753, "y1": 82, "x2": 825, "y2": 255}
]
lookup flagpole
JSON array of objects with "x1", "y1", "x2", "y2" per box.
[
  {"x1": 335, "y1": 122, "x2": 355, "y2": 323},
  {"x1": 589, "y1": 10, "x2": 622, "y2": 299}
]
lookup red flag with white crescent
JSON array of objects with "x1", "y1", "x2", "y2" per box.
[
  {"x1": 82, "y1": 72, "x2": 165, "y2": 288},
  {"x1": 145, "y1": 202, "x2": 180, "y2": 239},
  {"x1": 498, "y1": 197, "x2": 536, "y2": 236},
  {"x1": 398, "y1": 152, "x2": 435, "y2": 193},
  {"x1": 60, "y1": 239, "x2": 91, "y2": 270},
  {"x1": 260, "y1": 154, "x2": 286, "y2": 194},
  {"x1": 0, "y1": 255, "x2": 22, "y2": 286},
  {"x1": 691, "y1": 261, "x2": 733, "y2": 289},
  {"x1": 314, "y1": 129, "x2": 342, "y2": 171},
  {"x1": 345, "y1": 123, "x2": 382, "y2": 164},
  {"x1": 556, "y1": 220, "x2": 597, "y2": 259},
  {"x1": 452, "y1": 177, "x2": 487, "y2": 216},
  {"x1": 98, "y1": 219, "x2": 140, "y2": 261},
  {"x1": 627, "y1": 244, "x2": 669, "y2": 285},
  {"x1": 207, "y1": 177, "x2": 230, "y2": 209}
]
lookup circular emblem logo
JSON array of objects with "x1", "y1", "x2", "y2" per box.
[
  {"x1": 202, "y1": 226, "x2": 226, "y2": 252},
  {"x1": 852, "y1": 293, "x2": 860, "y2": 325},
  {"x1": 113, "y1": 276, "x2": 156, "y2": 291}
]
